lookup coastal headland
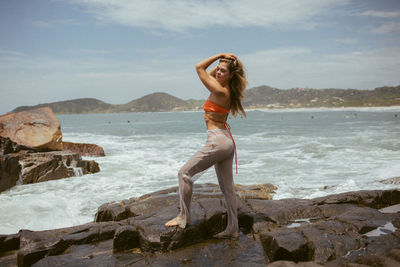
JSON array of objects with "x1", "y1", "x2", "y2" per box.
[{"x1": 10, "y1": 85, "x2": 400, "y2": 114}]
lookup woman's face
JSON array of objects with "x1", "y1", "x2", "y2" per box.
[{"x1": 215, "y1": 62, "x2": 231, "y2": 85}]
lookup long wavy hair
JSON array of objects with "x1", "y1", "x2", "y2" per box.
[{"x1": 220, "y1": 58, "x2": 248, "y2": 117}]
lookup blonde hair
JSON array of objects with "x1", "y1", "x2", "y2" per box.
[{"x1": 220, "y1": 58, "x2": 248, "y2": 117}]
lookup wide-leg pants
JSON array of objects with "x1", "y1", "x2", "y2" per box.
[{"x1": 177, "y1": 129, "x2": 238, "y2": 232}]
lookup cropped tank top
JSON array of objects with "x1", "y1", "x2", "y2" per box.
[{"x1": 203, "y1": 99, "x2": 229, "y2": 114}]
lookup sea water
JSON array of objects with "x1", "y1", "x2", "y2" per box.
[{"x1": 0, "y1": 108, "x2": 399, "y2": 234}]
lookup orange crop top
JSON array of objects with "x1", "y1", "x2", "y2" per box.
[{"x1": 203, "y1": 99, "x2": 229, "y2": 114}]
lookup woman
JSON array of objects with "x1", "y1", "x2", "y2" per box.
[{"x1": 165, "y1": 53, "x2": 247, "y2": 239}]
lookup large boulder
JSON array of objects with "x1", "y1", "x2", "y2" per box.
[
  {"x1": 0, "y1": 107, "x2": 63, "y2": 151},
  {"x1": 63, "y1": 141, "x2": 105, "y2": 157}
]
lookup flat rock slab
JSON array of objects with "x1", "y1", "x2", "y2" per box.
[
  {"x1": 1, "y1": 185, "x2": 400, "y2": 267},
  {"x1": 62, "y1": 142, "x2": 105, "y2": 157},
  {"x1": 379, "y1": 204, "x2": 400, "y2": 214},
  {"x1": 32, "y1": 234, "x2": 266, "y2": 267}
]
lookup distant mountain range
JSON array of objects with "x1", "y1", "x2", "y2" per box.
[{"x1": 11, "y1": 85, "x2": 400, "y2": 114}]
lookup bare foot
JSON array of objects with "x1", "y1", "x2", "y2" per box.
[
  {"x1": 165, "y1": 216, "x2": 189, "y2": 228},
  {"x1": 213, "y1": 230, "x2": 239, "y2": 239}
]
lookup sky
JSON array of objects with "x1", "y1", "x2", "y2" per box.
[{"x1": 1, "y1": 0, "x2": 400, "y2": 113}]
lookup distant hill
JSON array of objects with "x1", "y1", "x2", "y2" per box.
[
  {"x1": 243, "y1": 85, "x2": 400, "y2": 108},
  {"x1": 11, "y1": 92, "x2": 202, "y2": 114},
  {"x1": 113, "y1": 92, "x2": 189, "y2": 112},
  {"x1": 10, "y1": 85, "x2": 400, "y2": 114},
  {"x1": 12, "y1": 98, "x2": 115, "y2": 114}
]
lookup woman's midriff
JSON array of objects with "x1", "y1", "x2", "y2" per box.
[{"x1": 204, "y1": 112, "x2": 228, "y2": 130}]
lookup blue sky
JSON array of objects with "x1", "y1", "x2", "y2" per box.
[{"x1": 1, "y1": 0, "x2": 400, "y2": 113}]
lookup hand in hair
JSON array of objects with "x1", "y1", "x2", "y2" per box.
[{"x1": 220, "y1": 53, "x2": 237, "y2": 61}]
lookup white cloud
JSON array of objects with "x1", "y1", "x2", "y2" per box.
[
  {"x1": 335, "y1": 38, "x2": 358, "y2": 45},
  {"x1": 371, "y1": 22, "x2": 400, "y2": 34},
  {"x1": 0, "y1": 49, "x2": 25, "y2": 57},
  {"x1": 241, "y1": 46, "x2": 400, "y2": 89},
  {"x1": 2, "y1": 45, "x2": 399, "y2": 114},
  {"x1": 31, "y1": 19, "x2": 79, "y2": 28},
  {"x1": 70, "y1": 48, "x2": 113, "y2": 55},
  {"x1": 359, "y1": 10, "x2": 400, "y2": 18},
  {"x1": 69, "y1": 0, "x2": 349, "y2": 31}
]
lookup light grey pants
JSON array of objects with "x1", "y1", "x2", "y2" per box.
[{"x1": 178, "y1": 129, "x2": 238, "y2": 234}]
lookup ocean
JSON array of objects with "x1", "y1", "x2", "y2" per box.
[{"x1": 0, "y1": 107, "x2": 399, "y2": 234}]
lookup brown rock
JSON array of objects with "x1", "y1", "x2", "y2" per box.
[
  {"x1": 260, "y1": 229, "x2": 312, "y2": 262},
  {"x1": 63, "y1": 141, "x2": 105, "y2": 157},
  {"x1": 380, "y1": 176, "x2": 400, "y2": 185},
  {"x1": 0, "y1": 136, "x2": 35, "y2": 156},
  {"x1": 235, "y1": 183, "x2": 277, "y2": 200},
  {"x1": 0, "y1": 107, "x2": 63, "y2": 151},
  {"x1": 79, "y1": 159, "x2": 100, "y2": 174},
  {"x1": 268, "y1": 261, "x2": 324, "y2": 267},
  {"x1": 113, "y1": 225, "x2": 139, "y2": 252},
  {"x1": 18, "y1": 151, "x2": 100, "y2": 185},
  {"x1": 0, "y1": 154, "x2": 21, "y2": 193}
]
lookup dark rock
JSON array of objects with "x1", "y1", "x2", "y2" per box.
[
  {"x1": 113, "y1": 225, "x2": 139, "y2": 252},
  {"x1": 0, "y1": 107, "x2": 63, "y2": 151},
  {"x1": 32, "y1": 234, "x2": 267, "y2": 267},
  {"x1": 78, "y1": 159, "x2": 100, "y2": 174},
  {"x1": 268, "y1": 261, "x2": 324, "y2": 267},
  {"x1": 0, "y1": 154, "x2": 21, "y2": 193},
  {"x1": 260, "y1": 229, "x2": 312, "y2": 262},
  {"x1": 247, "y1": 198, "x2": 323, "y2": 226},
  {"x1": 299, "y1": 220, "x2": 364, "y2": 263},
  {"x1": 18, "y1": 151, "x2": 100, "y2": 185},
  {"x1": 312, "y1": 189, "x2": 400, "y2": 209},
  {"x1": 63, "y1": 141, "x2": 105, "y2": 157},
  {"x1": 333, "y1": 206, "x2": 392, "y2": 234},
  {"x1": 0, "y1": 136, "x2": 35, "y2": 156},
  {"x1": 1, "y1": 186, "x2": 400, "y2": 267},
  {"x1": 0, "y1": 150, "x2": 100, "y2": 192},
  {"x1": 0, "y1": 233, "x2": 20, "y2": 253},
  {"x1": 13, "y1": 222, "x2": 122, "y2": 267}
]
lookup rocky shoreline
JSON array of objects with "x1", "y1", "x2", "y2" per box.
[
  {"x1": 0, "y1": 183, "x2": 399, "y2": 266},
  {"x1": 1, "y1": 107, "x2": 399, "y2": 266},
  {"x1": 0, "y1": 108, "x2": 104, "y2": 193}
]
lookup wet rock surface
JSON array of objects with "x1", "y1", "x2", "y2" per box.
[
  {"x1": 0, "y1": 136, "x2": 100, "y2": 193},
  {"x1": 17, "y1": 151, "x2": 100, "y2": 185},
  {"x1": 0, "y1": 153, "x2": 21, "y2": 193},
  {"x1": 62, "y1": 142, "x2": 105, "y2": 157},
  {"x1": 0, "y1": 184, "x2": 399, "y2": 266},
  {"x1": 0, "y1": 151, "x2": 100, "y2": 193}
]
